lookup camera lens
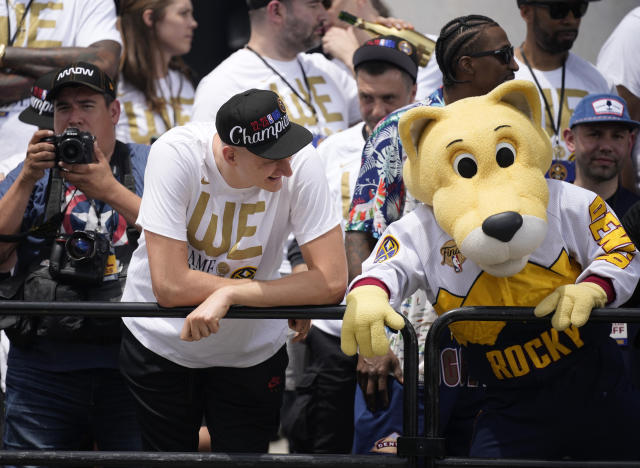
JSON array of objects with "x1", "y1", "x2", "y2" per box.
[
  {"x1": 58, "y1": 138, "x2": 84, "y2": 164},
  {"x1": 65, "y1": 231, "x2": 96, "y2": 260}
]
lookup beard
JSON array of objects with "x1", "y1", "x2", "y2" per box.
[
  {"x1": 283, "y1": 20, "x2": 323, "y2": 53},
  {"x1": 533, "y1": 18, "x2": 577, "y2": 54},
  {"x1": 577, "y1": 157, "x2": 621, "y2": 183}
]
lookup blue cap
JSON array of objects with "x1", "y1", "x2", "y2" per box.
[{"x1": 569, "y1": 94, "x2": 640, "y2": 129}]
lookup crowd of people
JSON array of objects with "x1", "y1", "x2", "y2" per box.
[{"x1": 0, "y1": 0, "x2": 639, "y2": 464}]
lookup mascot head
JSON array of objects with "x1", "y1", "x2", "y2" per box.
[{"x1": 399, "y1": 80, "x2": 552, "y2": 277}]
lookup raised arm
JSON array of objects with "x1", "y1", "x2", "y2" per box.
[
  {"x1": 0, "y1": 129, "x2": 55, "y2": 265},
  {"x1": 0, "y1": 40, "x2": 121, "y2": 105}
]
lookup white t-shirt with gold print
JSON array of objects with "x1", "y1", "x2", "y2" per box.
[
  {"x1": 193, "y1": 48, "x2": 360, "y2": 143},
  {"x1": 122, "y1": 121, "x2": 340, "y2": 368},
  {"x1": 116, "y1": 69, "x2": 194, "y2": 145}
]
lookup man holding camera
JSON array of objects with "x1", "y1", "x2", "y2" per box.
[{"x1": 0, "y1": 62, "x2": 147, "y2": 457}]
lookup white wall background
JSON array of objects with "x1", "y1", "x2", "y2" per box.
[{"x1": 386, "y1": 0, "x2": 639, "y2": 64}]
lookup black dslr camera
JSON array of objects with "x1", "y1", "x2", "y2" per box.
[
  {"x1": 43, "y1": 127, "x2": 95, "y2": 164},
  {"x1": 49, "y1": 230, "x2": 111, "y2": 286}
]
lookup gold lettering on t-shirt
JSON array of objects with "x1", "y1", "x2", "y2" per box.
[
  {"x1": 269, "y1": 83, "x2": 317, "y2": 128},
  {"x1": 124, "y1": 96, "x2": 194, "y2": 144},
  {"x1": 0, "y1": 16, "x2": 8, "y2": 46},
  {"x1": 27, "y1": 2, "x2": 62, "y2": 47},
  {"x1": 124, "y1": 103, "x2": 157, "y2": 144},
  {"x1": 307, "y1": 76, "x2": 343, "y2": 123},
  {"x1": 5, "y1": 3, "x2": 26, "y2": 46},
  {"x1": 171, "y1": 96, "x2": 194, "y2": 126},
  {"x1": 187, "y1": 196, "x2": 264, "y2": 260},
  {"x1": 228, "y1": 202, "x2": 265, "y2": 260},
  {"x1": 187, "y1": 194, "x2": 234, "y2": 257}
]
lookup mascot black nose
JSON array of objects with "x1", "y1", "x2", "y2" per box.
[{"x1": 482, "y1": 211, "x2": 523, "y2": 242}]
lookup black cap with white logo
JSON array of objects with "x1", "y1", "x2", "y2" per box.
[
  {"x1": 48, "y1": 61, "x2": 116, "y2": 101},
  {"x1": 18, "y1": 70, "x2": 56, "y2": 129},
  {"x1": 216, "y1": 89, "x2": 312, "y2": 160}
]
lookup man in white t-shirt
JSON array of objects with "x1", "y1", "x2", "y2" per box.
[
  {"x1": 597, "y1": 7, "x2": 640, "y2": 193},
  {"x1": 192, "y1": 0, "x2": 360, "y2": 145},
  {"x1": 284, "y1": 34, "x2": 418, "y2": 454},
  {"x1": 514, "y1": 0, "x2": 614, "y2": 183},
  {"x1": 0, "y1": 0, "x2": 122, "y2": 166},
  {"x1": 120, "y1": 88, "x2": 346, "y2": 453}
]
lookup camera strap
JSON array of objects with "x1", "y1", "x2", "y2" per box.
[
  {"x1": 43, "y1": 167, "x2": 65, "y2": 226},
  {"x1": 112, "y1": 141, "x2": 140, "y2": 252}
]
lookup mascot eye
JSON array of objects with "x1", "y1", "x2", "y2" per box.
[
  {"x1": 496, "y1": 142, "x2": 516, "y2": 168},
  {"x1": 453, "y1": 153, "x2": 478, "y2": 179}
]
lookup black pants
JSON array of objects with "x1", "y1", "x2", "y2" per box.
[
  {"x1": 119, "y1": 327, "x2": 287, "y2": 453},
  {"x1": 283, "y1": 326, "x2": 357, "y2": 453}
]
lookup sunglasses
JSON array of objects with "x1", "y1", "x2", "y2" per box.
[
  {"x1": 467, "y1": 45, "x2": 514, "y2": 65},
  {"x1": 528, "y1": 1, "x2": 589, "y2": 19}
]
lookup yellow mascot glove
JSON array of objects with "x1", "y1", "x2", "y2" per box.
[
  {"x1": 534, "y1": 282, "x2": 607, "y2": 331},
  {"x1": 340, "y1": 285, "x2": 405, "y2": 357}
]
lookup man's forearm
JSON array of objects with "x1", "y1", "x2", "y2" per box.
[
  {"x1": 3, "y1": 40, "x2": 121, "y2": 78},
  {"x1": 345, "y1": 230, "x2": 377, "y2": 284},
  {"x1": 0, "y1": 40, "x2": 121, "y2": 105},
  {"x1": 223, "y1": 267, "x2": 346, "y2": 309},
  {"x1": 102, "y1": 184, "x2": 142, "y2": 228},
  {"x1": 0, "y1": 71, "x2": 34, "y2": 105}
]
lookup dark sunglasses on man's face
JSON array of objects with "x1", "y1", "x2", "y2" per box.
[
  {"x1": 528, "y1": 1, "x2": 589, "y2": 19},
  {"x1": 467, "y1": 45, "x2": 514, "y2": 65}
]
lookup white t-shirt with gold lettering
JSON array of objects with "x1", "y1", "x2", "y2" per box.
[
  {"x1": 193, "y1": 49, "x2": 360, "y2": 144},
  {"x1": 0, "y1": 0, "x2": 122, "y2": 163},
  {"x1": 116, "y1": 70, "x2": 195, "y2": 145},
  {"x1": 122, "y1": 121, "x2": 340, "y2": 368}
]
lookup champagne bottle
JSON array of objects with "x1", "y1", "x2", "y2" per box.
[{"x1": 339, "y1": 11, "x2": 435, "y2": 67}]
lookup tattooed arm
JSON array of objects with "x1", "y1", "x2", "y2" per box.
[
  {"x1": 345, "y1": 230, "x2": 377, "y2": 284},
  {"x1": 0, "y1": 39, "x2": 121, "y2": 105}
]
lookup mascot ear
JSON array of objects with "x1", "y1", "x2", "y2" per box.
[
  {"x1": 487, "y1": 80, "x2": 543, "y2": 128},
  {"x1": 398, "y1": 106, "x2": 445, "y2": 163}
]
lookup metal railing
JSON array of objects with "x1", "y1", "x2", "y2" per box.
[
  {"x1": 423, "y1": 307, "x2": 640, "y2": 468},
  {"x1": 2, "y1": 302, "x2": 640, "y2": 467},
  {"x1": 0, "y1": 301, "x2": 418, "y2": 467}
]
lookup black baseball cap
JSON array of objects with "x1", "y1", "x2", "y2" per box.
[
  {"x1": 48, "y1": 61, "x2": 116, "y2": 101},
  {"x1": 18, "y1": 70, "x2": 56, "y2": 129},
  {"x1": 353, "y1": 35, "x2": 419, "y2": 83},
  {"x1": 216, "y1": 89, "x2": 312, "y2": 160}
]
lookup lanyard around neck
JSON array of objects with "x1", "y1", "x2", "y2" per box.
[
  {"x1": 520, "y1": 47, "x2": 567, "y2": 145},
  {"x1": 245, "y1": 45, "x2": 317, "y2": 117}
]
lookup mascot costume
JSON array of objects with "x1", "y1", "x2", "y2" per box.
[{"x1": 341, "y1": 80, "x2": 640, "y2": 459}]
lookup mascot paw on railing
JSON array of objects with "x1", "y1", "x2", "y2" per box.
[{"x1": 341, "y1": 79, "x2": 637, "y2": 357}]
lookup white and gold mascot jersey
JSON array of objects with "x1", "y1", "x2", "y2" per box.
[{"x1": 341, "y1": 80, "x2": 640, "y2": 388}]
